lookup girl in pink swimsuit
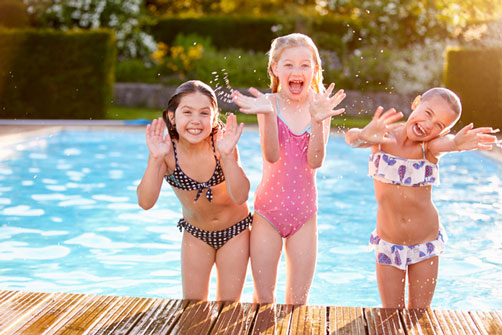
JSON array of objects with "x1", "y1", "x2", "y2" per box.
[
  {"x1": 232, "y1": 33, "x2": 346, "y2": 304},
  {"x1": 345, "y1": 87, "x2": 497, "y2": 308}
]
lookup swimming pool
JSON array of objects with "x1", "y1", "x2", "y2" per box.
[{"x1": 0, "y1": 129, "x2": 501, "y2": 310}]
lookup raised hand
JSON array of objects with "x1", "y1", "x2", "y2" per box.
[
  {"x1": 360, "y1": 106, "x2": 404, "y2": 144},
  {"x1": 453, "y1": 123, "x2": 498, "y2": 151},
  {"x1": 215, "y1": 113, "x2": 244, "y2": 157},
  {"x1": 231, "y1": 87, "x2": 274, "y2": 115},
  {"x1": 309, "y1": 83, "x2": 346, "y2": 123},
  {"x1": 145, "y1": 117, "x2": 171, "y2": 158}
]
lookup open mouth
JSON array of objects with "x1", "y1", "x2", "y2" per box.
[
  {"x1": 288, "y1": 80, "x2": 304, "y2": 94},
  {"x1": 412, "y1": 123, "x2": 426, "y2": 137}
]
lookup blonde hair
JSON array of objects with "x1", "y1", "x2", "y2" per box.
[{"x1": 267, "y1": 33, "x2": 324, "y2": 94}]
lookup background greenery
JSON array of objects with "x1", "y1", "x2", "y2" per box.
[{"x1": 0, "y1": 0, "x2": 501, "y2": 124}]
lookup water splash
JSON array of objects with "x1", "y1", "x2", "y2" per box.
[{"x1": 212, "y1": 68, "x2": 235, "y2": 104}]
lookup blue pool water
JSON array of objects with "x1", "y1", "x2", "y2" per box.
[{"x1": 0, "y1": 129, "x2": 501, "y2": 310}]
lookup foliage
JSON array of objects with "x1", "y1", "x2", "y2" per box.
[
  {"x1": 387, "y1": 38, "x2": 457, "y2": 95},
  {"x1": 0, "y1": 29, "x2": 115, "y2": 119},
  {"x1": 152, "y1": 33, "x2": 211, "y2": 79},
  {"x1": 22, "y1": 0, "x2": 155, "y2": 59},
  {"x1": 0, "y1": 0, "x2": 29, "y2": 28},
  {"x1": 115, "y1": 58, "x2": 159, "y2": 83},
  {"x1": 444, "y1": 47, "x2": 502, "y2": 130},
  {"x1": 146, "y1": 15, "x2": 288, "y2": 52}
]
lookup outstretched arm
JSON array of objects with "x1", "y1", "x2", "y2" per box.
[
  {"x1": 428, "y1": 123, "x2": 498, "y2": 157},
  {"x1": 308, "y1": 83, "x2": 346, "y2": 168},
  {"x1": 232, "y1": 88, "x2": 280, "y2": 163},
  {"x1": 215, "y1": 113, "x2": 250, "y2": 205},
  {"x1": 345, "y1": 106, "x2": 403, "y2": 148},
  {"x1": 137, "y1": 117, "x2": 171, "y2": 210}
]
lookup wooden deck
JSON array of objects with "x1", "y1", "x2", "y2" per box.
[{"x1": 0, "y1": 290, "x2": 501, "y2": 334}]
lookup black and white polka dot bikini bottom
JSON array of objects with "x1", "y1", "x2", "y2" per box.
[{"x1": 177, "y1": 213, "x2": 252, "y2": 250}]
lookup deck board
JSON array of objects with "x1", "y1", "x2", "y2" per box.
[
  {"x1": 0, "y1": 290, "x2": 499, "y2": 335},
  {"x1": 328, "y1": 306, "x2": 365, "y2": 335},
  {"x1": 210, "y1": 301, "x2": 257, "y2": 335},
  {"x1": 170, "y1": 300, "x2": 221, "y2": 334},
  {"x1": 365, "y1": 308, "x2": 405, "y2": 335},
  {"x1": 402, "y1": 308, "x2": 443, "y2": 335}
]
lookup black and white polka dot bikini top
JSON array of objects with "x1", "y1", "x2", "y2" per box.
[{"x1": 164, "y1": 135, "x2": 225, "y2": 202}]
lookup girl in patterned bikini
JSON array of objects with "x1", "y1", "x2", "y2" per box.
[
  {"x1": 137, "y1": 80, "x2": 251, "y2": 301},
  {"x1": 345, "y1": 87, "x2": 497, "y2": 308},
  {"x1": 232, "y1": 33, "x2": 346, "y2": 304}
]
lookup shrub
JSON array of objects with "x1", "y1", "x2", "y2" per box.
[
  {"x1": 444, "y1": 47, "x2": 502, "y2": 129},
  {"x1": 0, "y1": 29, "x2": 115, "y2": 119},
  {"x1": 0, "y1": 0, "x2": 29, "y2": 28}
]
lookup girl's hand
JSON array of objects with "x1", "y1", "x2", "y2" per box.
[
  {"x1": 145, "y1": 117, "x2": 171, "y2": 158},
  {"x1": 215, "y1": 113, "x2": 244, "y2": 157},
  {"x1": 360, "y1": 106, "x2": 404, "y2": 144},
  {"x1": 453, "y1": 123, "x2": 498, "y2": 151},
  {"x1": 309, "y1": 83, "x2": 346, "y2": 123},
  {"x1": 231, "y1": 87, "x2": 274, "y2": 115}
]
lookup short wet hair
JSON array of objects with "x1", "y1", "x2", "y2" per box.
[{"x1": 421, "y1": 87, "x2": 462, "y2": 120}]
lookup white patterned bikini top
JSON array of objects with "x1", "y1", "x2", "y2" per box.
[{"x1": 368, "y1": 143, "x2": 439, "y2": 187}]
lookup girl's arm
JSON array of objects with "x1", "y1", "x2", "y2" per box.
[
  {"x1": 345, "y1": 106, "x2": 403, "y2": 148},
  {"x1": 232, "y1": 88, "x2": 280, "y2": 162},
  {"x1": 428, "y1": 123, "x2": 497, "y2": 157},
  {"x1": 216, "y1": 113, "x2": 250, "y2": 205},
  {"x1": 307, "y1": 84, "x2": 346, "y2": 168},
  {"x1": 137, "y1": 118, "x2": 171, "y2": 210}
]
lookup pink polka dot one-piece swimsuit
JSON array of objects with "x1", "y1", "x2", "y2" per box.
[{"x1": 254, "y1": 99, "x2": 317, "y2": 238}]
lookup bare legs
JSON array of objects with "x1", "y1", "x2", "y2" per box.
[
  {"x1": 376, "y1": 256, "x2": 439, "y2": 308},
  {"x1": 250, "y1": 213, "x2": 317, "y2": 304},
  {"x1": 181, "y1": 228, "x2": 250, "y2": 301}
]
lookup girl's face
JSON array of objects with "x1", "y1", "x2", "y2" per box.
[
  {"x1": 406, "y1": 95, "x2": 458, "y2": 142},
  {"x1": 272, "y1": 46, "x2": 318, "y2": 101},
  {"x1": 169, "y1": 92, "x2": 216, "y2": 143}
]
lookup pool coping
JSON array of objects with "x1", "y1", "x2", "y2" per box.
[{"x1": 1, "y1": 119, "x2": 501, "y2": 162}]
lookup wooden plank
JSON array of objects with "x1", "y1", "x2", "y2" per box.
[
  {"x1": 210, "y1": 302, "x2": 257, "y2": 335},
  {"x1": 87, "y1": 296, "x2": 156, "y2": 335},
  {"x1": 127, "y1": 299, "x2": 188, "y2": 335},
  {"x1": 401, "y1": 308, "x2": 443, "y2": 335},
  {"x1": 170, "y1": 300, "x2": 221, "y2": 334},
  {"x1": 289, "y1": 304, "x2": 326, "y2": 335},
  {"x1": 0, "y1": 291, "x2": 19, "y2": 308},
  {"x1": 0, "y1": 291, "x2": 55, "y2": 334},
  {"x1": 250, "y1": 303, "x2": 294, "y2": 335},
  {"x1": 468, "y1": 311, "x2": 502, "y2": 335},
  {"x1": 432, "y1": 309, "x2": 481, "y2": 335},
  {"x1": 49, "y1": 294, "x2": 120, "y2": 335},
  {"x1": 2, "y1": 292, "x2": 86, "y2": 335},
  {"x1": 365, "y1": 308, "x2": 405, "y2": 335},
  {"x1": 328, "y1": 306, "x2": 365, "y2": 335}
]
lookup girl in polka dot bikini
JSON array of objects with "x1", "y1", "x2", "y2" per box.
[
  {"x1": 137, "y1": 80, "x2": 251, "y2": 302},
  {"x1": 232, "y1": 33, "x2": 346, "y2": 304}
]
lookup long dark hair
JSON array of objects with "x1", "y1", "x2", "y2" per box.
[{"x1": 162, "y1": 80, "x2": 222, "y2": 140}]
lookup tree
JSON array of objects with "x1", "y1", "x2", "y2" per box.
[{"x1": 23, "y1": 0, "x2": 155, "y2": 59}]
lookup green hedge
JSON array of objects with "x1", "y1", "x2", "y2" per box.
[
  {"x1": 444, "y1": 48, "x2": 502, "y2": 130},
  {"x1": 0, "y1": 0, "x2": 29, "y2": 28},
  {"x1": 145, "y1": 15, "x2": 366, "y2": 54},
  {"x1": 0, "y1": 29, "x2": 115, "y2": 119}
]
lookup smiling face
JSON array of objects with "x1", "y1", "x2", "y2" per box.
[
  {"x1": 406, "y1": 95, "x2": 459, "y2": 142},
  {"x1": 169, "y1": 91, "x2": 216, "y2": 143},
  {"x1": 271, "y1": 46, "x2": 318, "y2": 101}
]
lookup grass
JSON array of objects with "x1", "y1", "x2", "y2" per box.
[{"x1": 106, "y1": 105, "x2": 371, "y2": 129}]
